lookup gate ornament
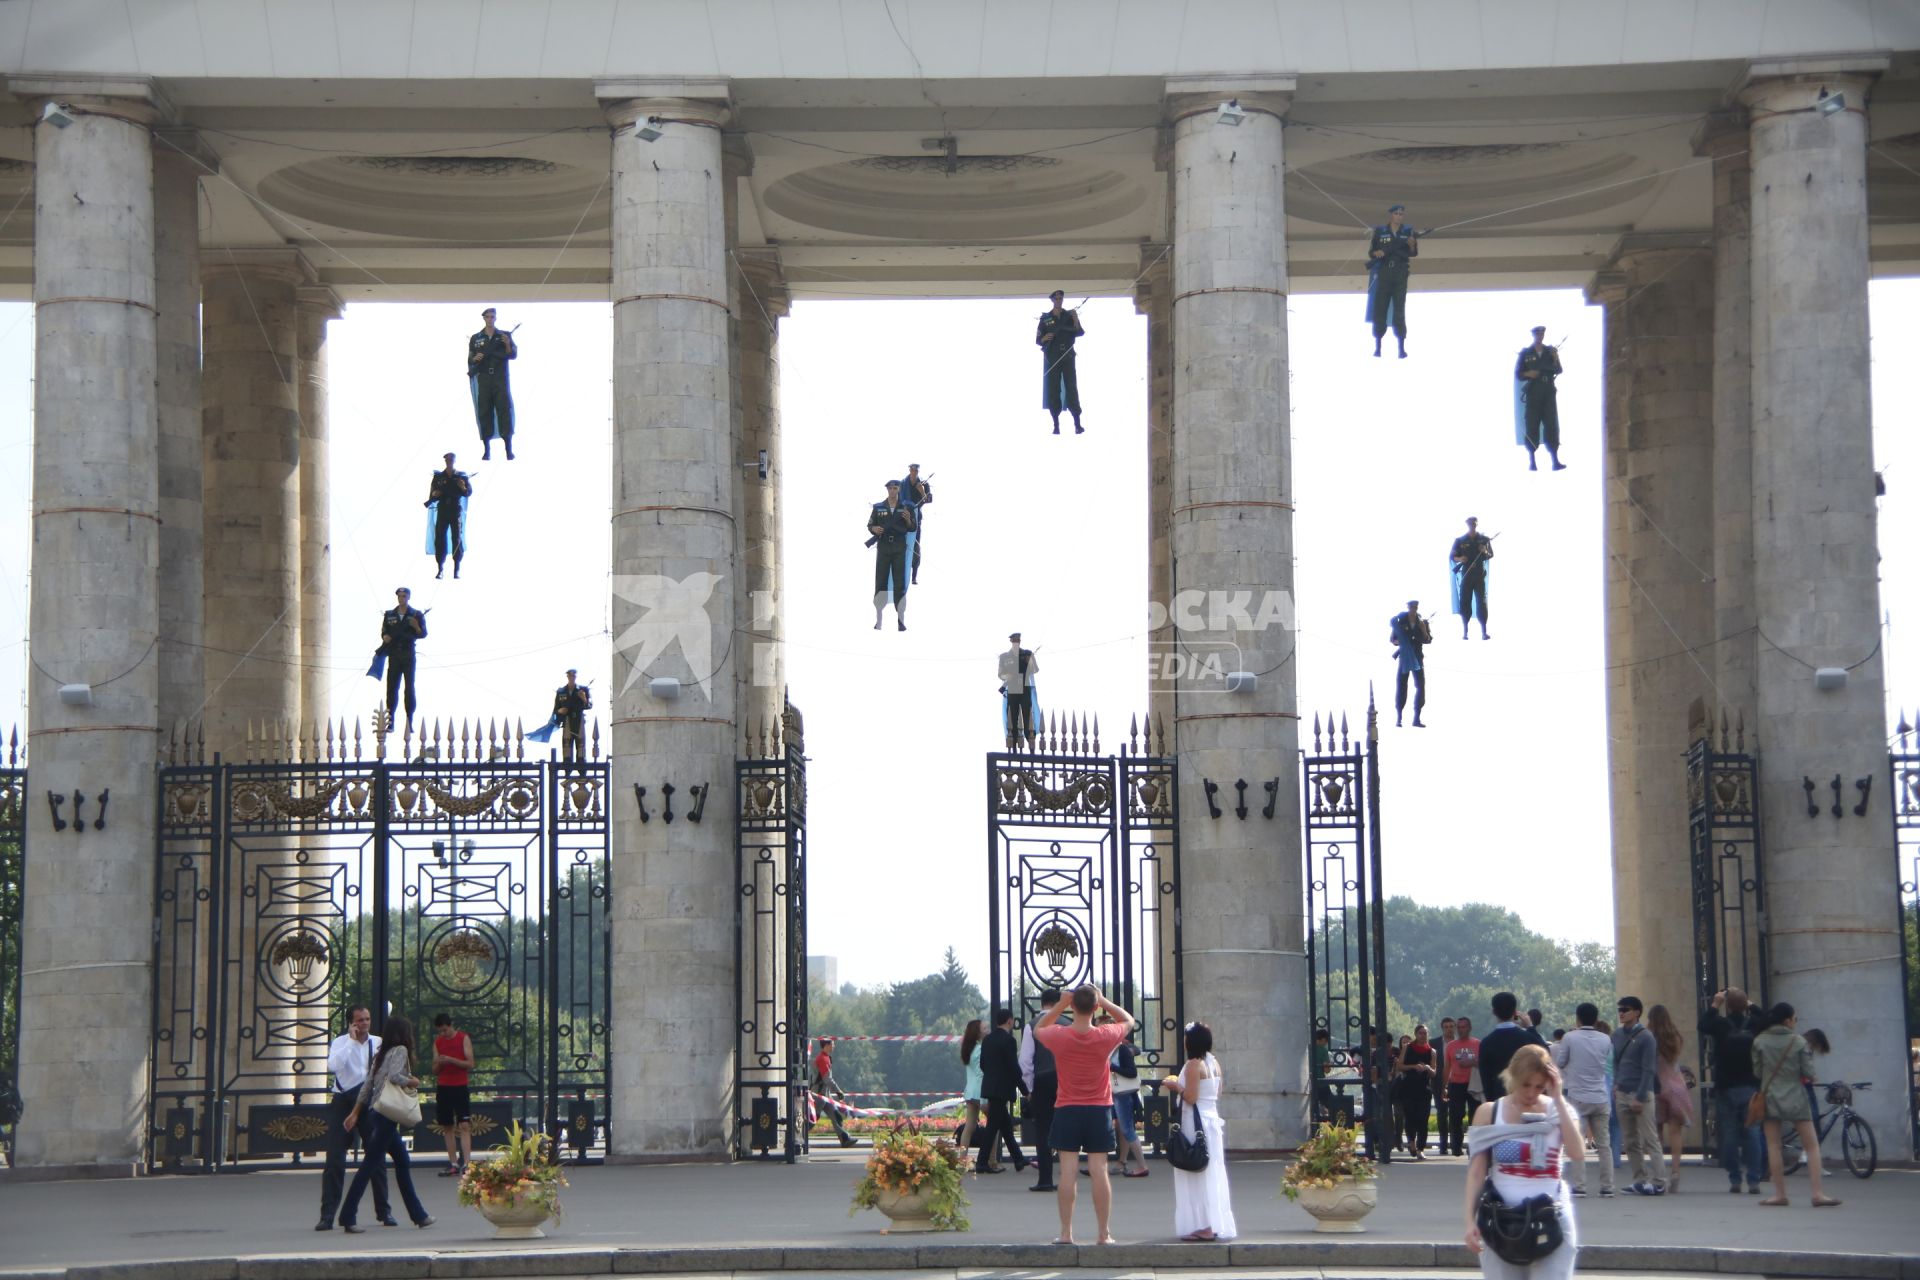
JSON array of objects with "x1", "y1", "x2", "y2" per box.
[
  {"x1": 269, "y1": 930, "x2": 331, "y2": 993},
  {"x1": 231, "y1": 778, "x2": 349, "y2": 822},
  {"x1": 1033, "y1": 923, "x2": 1079, "y2": 977},
  {"x1": 262, "y1": 1113, "x2": 330, "y2": 1143},
  {"x1": 436, "y1": 930, "x2": 495, "y2": 986},
  {"x1": 423, "y1": 779, "x2": 508, "y2": 818},
  {"x1": 1001, "y1": 769, "x2": 1111, "y2": 814}
]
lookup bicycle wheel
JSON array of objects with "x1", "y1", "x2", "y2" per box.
[{"x1": 1841, "y1": 1113, "x2": 1876, "y2": 1178}]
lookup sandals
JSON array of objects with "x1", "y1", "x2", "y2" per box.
[
  {"x1": 1759, "y1": 1197, "x2": 1789, "y2": 1207},
  {"x1": 1122, "y1": 1168, "x2": 1151, "y2": 1178},
  {"x1": 1181, "y1": 1230, "x2": 1217, "y2": 1242},
  {"x1": 1812, "y1": 1195, "x2": 1842, "y2": 1208}
]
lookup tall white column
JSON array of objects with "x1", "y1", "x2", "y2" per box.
[
  {"x1": 13, "y1": 78, "x2": 163, "y2": 1172},
  {"x1": 599, "y1": 81, "x2": 737, "y2": 1159},
  {"x1": 1135, "y1": 245, "x2": 1174, "y2": 750},
  {"x1": 734, "y1": 247, "x2": 788, "y2": 739},
  {"x1": 1166, "y1": 77, "x2": 1302, "y2": 1150},
  {"x1": 296, "y1": 286, "x2": 342, "y2": 730},
  {"x1": 1609, "y1": 237, "x2": 1718, "y2": 1013},
  {"x1": 1697, "y1": 111, "x2": 1759, "y2": 726},
  {"x1": 200, "y1": 250, "x2": 310, "y2": 752},
  {"x1": 1740, "y1": 58, "x2": 1911, "y2": 1156},
  {"x1": 152, "y1": 138, "x2": 206, "y2": 739}
]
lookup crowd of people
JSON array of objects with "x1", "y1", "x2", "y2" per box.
[
  {"x1": 939, "y1": 985, "x2": 1238, "y2": 1244},
  {"x1": 1312, "y1": 989, "x2": 1847, "y2": 1276}
]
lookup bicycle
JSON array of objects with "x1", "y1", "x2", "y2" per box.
[{"x1": 1779, "y1": 1081, "x2": 1876, "y2": 1179}]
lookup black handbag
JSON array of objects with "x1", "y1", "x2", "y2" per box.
[
  {"x1": 1476, "y1": 1183, "x2": 1564, "y2": 1266},
  {"x1": 1165, "y1": 1099, "x2": 1209, "y2": 1172}
]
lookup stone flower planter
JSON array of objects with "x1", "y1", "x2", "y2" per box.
[
  {"x1": 475, "y1": 1194, "x2": 553, "y2": 1239},
  {"x1": 1292, "y1": 1177, "x2": 1378, "y2": 1233},
  {"x1": 874, "y1": 1185, "x2": 938, "y2": 1233}
]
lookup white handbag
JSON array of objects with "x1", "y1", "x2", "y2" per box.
[{"x1": 373, "y1": 1080, "x2": 422, "y2": 1128}]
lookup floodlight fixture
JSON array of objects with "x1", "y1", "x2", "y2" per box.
[
  {"x1": 1216, "y1": 99, "x2": 1247, "y2": 127},
  {"x1": 649, "y1": 676, "x2": 682, "y2": 700},
  {"x1": 58, "y1": 683, "x2": 94, "y2": 707},
  {"x1": 635, "y1": 117, "x2": 664, "y2": 142},
  {"x1": 1225, "y1": 670, "x2": 1257, "y2": 694},
  {"x1": 1816, "y1": 90, "x2": 1847, "y2": 117},
  {"x1": 1814, "y1": 666, "x2": 1848, "y2": 691},
  {"x1": 41, "y1": 102, "x2": 75, "y2": 129}
]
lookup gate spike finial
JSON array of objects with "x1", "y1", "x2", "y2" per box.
[
  {"x1": 515, "y1": 718, "x2": 526, "y2": 761},
  {"x1": 1899, "y1": 710, "x2": 1913, "y2": 748},
  {"x1": 592, "y1": 718, "x2": 601, "y2": 760},
  {"x1": 461, "y1": 718, "x2": 471, "y2": 761},
  {"x1": 1340, "y1": 711, "x2": 1350, "y2": 752},
  {"x1": 1091, "y1": 714, "x2": 1100, "y2": 756},
  {"x1": 1311, "y1": 712, "x2": 1321, "y2": 753},
  {"x1": 1154, "y1": 710, "x2": 1167, "y2": 756},
  {"x1": 1734, "y1": 707, "x2": 1746, "y2": 753},
  {"x1": 1128, "y1": 713, "x2": 1138, "y2": 756}
]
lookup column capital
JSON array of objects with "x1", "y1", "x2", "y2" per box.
[
  {"x1": 596, "y1": 79, "x2": 730, "y2": 132},
  {"x1": 1165, "y1": 75, "x2": 1293, "y2": 123},
  {"x1": 296, "y1": 284, "x2": 344, "y2": 322},
  {"x1": 1733, "y1": 55, "x2": 1885, "y2": 116},
  {"x1": 1604, "y1": 232, "x2": 1711, "y2": 277},
  {"x1": 1690, "y1": 108, "x2": 1749, "y2": 161},
  {"x1": 9, "y1": 74, "x2": 173, "y2": 125},
  {"x1": 1132, "y1": 244, "x2": 1171, "y2": 314},
  {"x1": 153, "y1": 129, "x2": 220, "y2": 176},
  {"x1": 733, "y1": 247, "x2": 788, "y2": 320},
  {"x1": 1584, "y1": 268, "x2": 1628, "y2": 307},
  {"x1": 202, "y1": 248, "x2": 317, "y2": 288}
]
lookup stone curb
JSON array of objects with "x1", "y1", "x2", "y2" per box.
[{"x1": 7, "y1": 1242, "x2": 1910, "y2": 1279}]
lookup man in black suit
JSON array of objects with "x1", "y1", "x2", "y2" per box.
[
  {"x1": 1477, "y1": 991, "x2": 1548, "y2": 1102},
  {"x1": 1019, "y1": 987, "x2": 1063, "y2": 1190},
  {"x1": 976, "y1": 1007, "x2": 1028, "y2": 1174}
]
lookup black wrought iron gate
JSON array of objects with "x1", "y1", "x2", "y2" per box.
[
  {"x1": 986, "y1": 715, "x2": 1181, "y2": 1070},
  {"x1": 1302, "y1": 703, "x2": 1388, "y2": 1156},
  {"x1": 148, "y1": 729, "x2": 610, "y2": 1170},
  {"x1": 734, "y1": 707, "x2": 807, "y2": 1161},
  {"x1": 0, "y1": 734, "x2": 24, "y2": 1166},
  {"x1": 1890, "y1": 721, "x2": 1920, "y2": 1153}
]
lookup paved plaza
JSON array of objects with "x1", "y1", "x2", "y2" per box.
[{"x1": 1, "y1": 1152, "x2": 1914, "y2": 1278}]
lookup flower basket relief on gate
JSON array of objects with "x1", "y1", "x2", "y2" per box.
[
  {"x1": 434, "y1": 929, "x2": 494, "y2": 986},
  {"x1": 849, "y1": 1120, "x2": 971, "y2": 1233}
]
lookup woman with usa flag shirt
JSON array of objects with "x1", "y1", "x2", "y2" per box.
[{"x1": 1463, "y1": 1044, "x2": 1584, "y2": 1280}]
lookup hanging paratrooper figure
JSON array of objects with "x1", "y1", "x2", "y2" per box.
[
  {"x1": 1514, "y1": 324, "x2": 1565, "y2": 471},
  {"x1": 1365, "y1": 204, "x2": 1419, "y2": 358},
  {"x1": 424, "y1": 452, "x2": 471, "y2": 580},
  {"x1": 1389, "y1": 599, "x2": 1430, "y2": 728},
  {"x1": 998, "y1": 632, "x2": 1040, "y2": 750},
  {"x1": 1036, "y1": 289, "x2": 1085, "y2": 434},
  {"x1": 899, "y1": 463, "x2": 932, "y2": 585},
  {"x1": 468, "y1": 306, "x2": 518, "y2": 460},
  {"x1": 867, "y1": 479, "x2": 915, "y2": 632},
  {"x1": 1448, "y1": 516, "x2": 1495, "y2": 641}
]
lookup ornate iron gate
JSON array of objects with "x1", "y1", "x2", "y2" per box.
[
  {"x1": 1686, "y1": 713, "x2": 1767, "y2": 1155},
  {"x1": 0, "y1": 732, "x2": 24, "y2": 1166},
  {"x1": 1302, "y1": 701, "x2": 1388, "y2": 1157},
  {"x1": 734, "y1": 705, "x2": 807, "y2": 1161},
  {"x1": 986, "y1": 713, "x2": 1181, "y2": 1070},
  {"x1": 148, "y1": 721, "x2": 610, "y2": 1171},
  {"x1": 1890, "y1": 720, "x2": 1920, "y2": 1153}
]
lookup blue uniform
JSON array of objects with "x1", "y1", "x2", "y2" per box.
[
  {"x1": 1389, "y1": 609, "x2": 1430, "y2": 725},
  {"x1": 1365, "y1": 224, "x2": 1418, "y2": 340}
]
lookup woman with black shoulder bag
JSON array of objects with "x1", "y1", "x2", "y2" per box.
[{"x1": 1464, "y1": 1044, "x2": 1582, "y2": 1279}]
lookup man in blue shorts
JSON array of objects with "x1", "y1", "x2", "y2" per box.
[{"x1": 1032, "y1": 985, "x2": 1136, "y2": 1245}]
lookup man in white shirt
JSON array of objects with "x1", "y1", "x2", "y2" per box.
[
  {"x1": 317, "y1": 1005, "x2": 391, "y2": 1230},
  {"x1": 1551, "y1": 1000, "x2": 1615, "y2": 1197}
]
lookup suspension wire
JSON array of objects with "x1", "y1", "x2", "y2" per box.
[{"x1": 1609, "y1": 551, "x2": 1726, "y2": 707}]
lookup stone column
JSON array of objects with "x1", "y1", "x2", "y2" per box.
[
  {"x1": 1166, "y1": 77, "x2": 1302, "y2": 1151},
  {"x1": 200, "y1": 250, "x2": 310, "y2": 752},
  {"x1": 598, "y1": 81, "x2": 737, "y2": 1160},
  {"x1": 1588, "y1": 269, "x2": 1639, "y2": 999},
  {"x1": 734, "y1": 248, "x2": 788, "y2": 740},
  {"x1": 13, "y1": 78, "x2": 163, "y2": 1171},
  {"x1": 1697, "y1": 111, "x2": 1759, "y2": 726},
  {"x1": 152, "y1": 138, "x2": 207, "y2": 740},
  {"x1": 1610, "y1": 237, "x2": 1718, "y2": 1012},
  {"x1": 1739, "y1": 57, "x2": 1911, "y2": 1156},
  {"x1": 1134, "y1": 245, "x2": 1174, "y2": 751},
  {"x1": 296, "y1": 286, "x2": 342, "y2": 731}
]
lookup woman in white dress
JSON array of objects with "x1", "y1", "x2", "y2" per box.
[{"x1": 1163, "y1": 1021, "x2": 1237, "y2": 1241}]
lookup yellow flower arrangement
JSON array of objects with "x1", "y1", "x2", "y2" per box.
[
  {"x1": 456, "y1": 1121, "x2": 567, "y2": 1222},
  {"x1": 1280, "y1": 1122, "x2": 1376, "y2": 1201},
  {"x1": 848, "y1": 1119, "x2": 971, "y2": 1231}
]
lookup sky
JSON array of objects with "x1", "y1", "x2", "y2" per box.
[{"x1": 0, "y1": 279, "x2": 1916, "y2": 994}]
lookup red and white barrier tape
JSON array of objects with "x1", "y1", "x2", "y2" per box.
[
  {"x1": 808, "y1": 1090, "x2": 959, "y2": 1119},
  {"x1": 808, "y1": 1033, "x2": 962, "y2": 1043}
]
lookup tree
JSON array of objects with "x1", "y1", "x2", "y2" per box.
[
  {"x1": 1375, "y1": 897, "x2": 1617, "y2": 1033},
  {"x1": 808, "y1": 949, "x2": 987, "y2": 1104}
]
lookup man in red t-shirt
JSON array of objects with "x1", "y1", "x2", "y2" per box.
[
  {"x1": 1032, "y1": 985, "x2": 1136, "y2": 1245},
  {"x1": 810, "y1": 1039, "x2": 856, "y2": 1147},
  {"x1": 1439, "y1": 1016, "x2": 1480, "y2": 1157}
]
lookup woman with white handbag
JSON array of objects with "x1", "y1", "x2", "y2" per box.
[{"x1": 340, "y1": 1015, "x2": 435, "y2": 1231}]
